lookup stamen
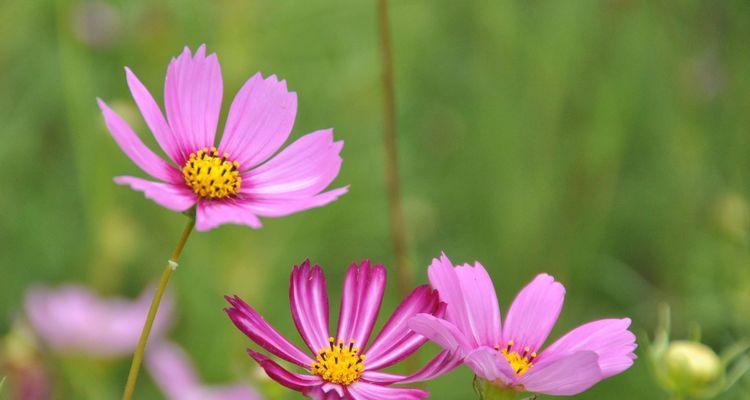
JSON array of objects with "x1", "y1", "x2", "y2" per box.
[
  {"x1": 498, "y1": 340, "x2": 534, "y2": 377},
  {"x1": 311, "y1": 337, "x2": 365, "y2": 386},
  {"x1": 182, "y1": 147, "x2": 241, "y2": 199}
]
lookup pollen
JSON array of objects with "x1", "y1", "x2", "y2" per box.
[
  {"x1": 496, "y1": 341, "x2": 536, "y2": 377},
  {"x1": 311, "y1": 337, "x2": 365, "y2": 386},
  {"x1": 182, "y1": 147, "x2": 241, "y2": 199}
]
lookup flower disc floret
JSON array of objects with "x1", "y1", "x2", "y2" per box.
[
  {"x1": 311, "y1": 337, "x2": 365, "y2": 385},
  {"x1": 182, "y1": 147, "x2": 241, "y2": 199}
]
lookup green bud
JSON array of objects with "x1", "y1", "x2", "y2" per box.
[{"x1": 663, "y1": 341, "x2": 722, "y2": 395}]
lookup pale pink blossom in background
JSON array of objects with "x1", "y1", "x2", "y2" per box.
[
  {"x1": 24, "y1": 284, "x2": 172, "y2": 357},
  {"x1": 146, "y1": 341, "x2": 261, "y2": 400},
  {"x1": 409, "y1": 253, "x2": 637, "y2": 396},
  {"x1": 98, "y1": 44, "x2": 347, "y2": 231}
]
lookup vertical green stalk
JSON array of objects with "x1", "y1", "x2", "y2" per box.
[
  {"x1": 121, "y1": 217, "x2": 195, "y2": 400},
  {"x1": 376, "y1": 0, "x2": 411, "y2": 298}
]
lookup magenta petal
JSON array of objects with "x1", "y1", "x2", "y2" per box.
[
  {"x1": 242, "y1": 129, "x2": 344, "y2": 200},
  {"x1": 243, "y1": 187, "x2": 349, "y2": 218},
  {"x1": 539, "y1": 318, "x2": 637, "y2": 378},
  {"x1": 195, "y1": 200, "x2": 262, "y2": 232},
  {"x1": 364, "y1": 286, "x2": 442, "y2": 370},
  {"x1": 290, "y1": 261, "x2": 331, "y2": 353},
  {"x1": 125, "y1": 67, "x2": 182, "y2": 164},
  {"x1": 114, "y1": 177, "x2": 196, "y2": 212},
  {"x1": 246, "y1": 348, "x2": 321, "y2": 392},
  {"x1": 407, "y1": 314, "x2": 473, "y2": 356},
  {"x1": 98, "y1": 99, "x2": 180, "y2": 183},
  {"x1": 520, "y1": 351, "x2": 603, "y2": 396},
  {"x1": 336, "y1": 261, "x2": 386, "y2": 347},
  {"x1": 362, "y1": 350, "x2": 462, "y2": 384},
  {"x1": 224, "y1": 295, "x2": 313, "y2": 368},
  {"x1": 164, "y1": 45, "x2": 222, "y2": 160},
  {"x1": 502, "y1": 273, "x2": 565, "y2": 353},
  {"x1": 145, "y1": 342, "x2": 198, "y2": 398},
  {"x1": 218, "y1": 73, "x2": 297, "y2": 169},
  {"x1": 464, "y1": 347, "x2": 516, "y2": 386},
  {"x1": 347, "y1": 382, "x2": 428, "y2": 400},
  {"x1": 428, "y1": 253, "x2": 502, "y2": 348}
]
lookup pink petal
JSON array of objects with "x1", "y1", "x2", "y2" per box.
[
  {"x1": 290, "y1": 260, "x2": 330, "y2": 353},
  {"x1": 125, "y1": 67, "x2": 182, "y2": 164},
  {"x1": 195, "y1": 200, "x2": 262, "y2": 232},
  {"x1": 520, "y1": 351, "x2": 603, "y2": 395},
  {"x1": 218, "y1": 73, "x2": 297, "y2": 169},
  {"x1": 336, "y1": 261, "x2": 386, "y2": 348},
  {"x1": 463, "y1": 347, "x2": 516, "y2": 386},
  {"x1": 539, "y1": 318, "x2": 637, "y2": 378},
  {"x1": 243, "y1": 187, "x2": 349, "y2": 218},
  {"x1": 114, "y1": 176, "x2": 196, "y2": 212},
  {"x1": 347, "y1": 382, "x2": 428, "y2": 400},
  {"x1": 407, "y1": 314, "x2": 473, "y2": 356},
  {"x1": 246, "y1": 348, "x2": 321, "y2": 393},
  {"x1": 428, "y1": 253, "x2": 502, "y2": 348},
  {"x1": 98, "y1": 99, "x2": 180, "y2": 183},
  {"x1": 164, "y1": 45, "x2": 222, "y2": 160},
  {"x1": 224, "y1": 295, "x2": 313, "y2": 368},
  {"x1": 364, "y1": 286, "x2": 442, "y2": 370},
  {"x1": 502, "y1": 273, "x2": 565, "y2": 353},
  {"x1": 306, "y1": 383, "x2": 346, "y2": 400},
  {"x1": 362, "y1": 350, "x2": 462, "y2": 384},
  {"x1": 242, "y1": 129, "x2": 344, "y2": 199}
]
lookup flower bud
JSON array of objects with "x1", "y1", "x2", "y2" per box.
[{"x1": 663, "y1": 341, "x2": 722, "y2": 395}]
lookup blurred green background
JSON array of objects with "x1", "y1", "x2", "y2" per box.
[{"x1": 2, "y1": 0, "x2": 750, "y2": 398}]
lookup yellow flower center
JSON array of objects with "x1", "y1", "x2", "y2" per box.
[
  {"x1": 496, "y1": 341, "x2": 536, "y2": 377},
  {"x1": 182, "y1": 147, "x2": 241, "y2": 199},
  {"x1": 311, "y1": 337, "x2": 365, "y2": 385}
]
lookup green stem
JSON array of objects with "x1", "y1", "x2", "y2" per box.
[{"x1": 121, "y1": 217, "x2": 195, "y2": 400}]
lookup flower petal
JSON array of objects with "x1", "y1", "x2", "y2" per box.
[
  {"x1": 164, "y1": 45, "x2": 222, "y2": 159},
  {"x1": 361, "y1": 350, "x2": 462, "y2": 384},
  {"x1": 242, "y1": 129, "x2": 344, "y2": 199},
  {"x1": 428, "y1": 253, "x2": 501, "y2": 348},
  {"x1": 539, "y1": 318, "x2": 637, "y2": 378},
  {"x1": 347, "y1": 382, "x2": 428, "y2": 400},
  {"x1": 407, "y1": 314, "x2": 473, "y2": 356},
  {"x1": 218, "y1": 73, "x2": 297, "y2": 169},
  {"x1": 502, "y1": 273, "x2": 565, "y2": 353},
  {"x1": 463, "y1": 347, "x2": 516, "y2": 386},
  {"x1": 225, "y1": 295, "x2": 313, "y2": 368},
  {"x1": 336, "y1": 261, "x2": 386, "y2": 348},
  {"x1": 125, "y1": 67, "x2": 182, "y2": 164},
  {"x1": 98, "y1": 99, "x2": 180, "y2": 183},
  {"x1": 364, "y1": 286, "x2": 442, "y2": 370},
  {"x1": 114, "y1": 177, "x2": 196, "y2": 212},
  {"x1": 246, "y1": 348, "x2": 321, "y2": 392},
  {"x1": 290, "y1": 260, "x2": 330, "y2": 353},
  {"x1": 195, "y1": 200, "x2": 262, "y2": 232},
  {"x1": 145, "y1": 341, "x2": 201, "y2": 398},
  {"x1": 520, "y1": 351, "x2": 603, "y2": 396}
]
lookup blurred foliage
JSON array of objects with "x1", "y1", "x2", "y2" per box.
[{"x1": 2, "y1": 0, "x2": 750, "y2": 398}]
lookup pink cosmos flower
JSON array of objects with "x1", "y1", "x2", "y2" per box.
[
  {"x1": 98, "y1": 45, "x2": 346, "y2": 231},
  {"x1": 24, "y1": 284, "x2": 172, "y2": 357},
  {"x1": 409, "y1": 253, "x2": 637, "y2": 396},
  {"x1": 225, "y1": 260, "x2": 460, "y2": 400},
  {"x1": 146, "y1": 341, "x2": 261, "y2": 400}
]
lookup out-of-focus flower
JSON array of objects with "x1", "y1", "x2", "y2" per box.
[
  {"x1": 647, "y1": 305, "x2": 750, "y2": 398},
  {"x1": 1, "y1": 321, "x2": 52, "y2": 400},
  {"x1": 225, "y1": 260, "x2": 460, "y2": 399},
  {"x1": 409, "y1": 253, "x2": 637, "y2": 397},
  {"x1": 24, "y1": 284, "x2": 172, "y2": 357},
  {"x1": 71, "y1": 1, "x2": 122, "y2": 48},
  {"x1": 97, "y1": 44, "x2": 347, "y2": 231},
  {"x1": 146, "y1": 341, "x2": 260, "y2": 400}
]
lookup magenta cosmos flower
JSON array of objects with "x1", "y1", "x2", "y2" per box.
[
  {"x1": 146, "y1": 341, "x2": 261, "y2": 400},
  {"x1": 98, "y1": 45, "x2": 346, "y2": 231},
  {"x1": 409, "y1": 253, "x2": 637, "y2": 396},
  {"x1": 225, "y1": 260, "x2": 460, "y2": 400},
  {"x1": 25, "y1": 284, "x2": 173, "y2": 357}
]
